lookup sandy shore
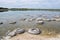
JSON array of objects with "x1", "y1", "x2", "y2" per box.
[{"x1": 5, "y1": 32, "x2": 60, "y2": 40}]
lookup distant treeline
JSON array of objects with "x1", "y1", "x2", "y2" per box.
[
  {"x1": 0, "y1": 7, "x2": 60, "y2": 11},
  {"x1": 0, "y1": 7, "x2": 8, "y2": 12},
  {"x1": 9, "y1": 8, "x2": 60, "y2": 11},
  {"x1": 9, "y1": 8, "x2": 40, "y2": 11}
]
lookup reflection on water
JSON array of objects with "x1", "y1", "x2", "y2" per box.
[{"x1": 0, "y1": 11, "x2": 60, "y2": 36}]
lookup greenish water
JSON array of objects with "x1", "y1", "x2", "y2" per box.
[{"x1": 0, "y1": 11, "x2": 60, "y2": 37}]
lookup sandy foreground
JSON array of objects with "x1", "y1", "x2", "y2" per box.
[{"x1": 4, "y1": 32, "x2": 60, "y2": 40}]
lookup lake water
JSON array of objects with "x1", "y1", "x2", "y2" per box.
[{"x1": 0, "y1": 11, "x2": 60, "y2": 37}]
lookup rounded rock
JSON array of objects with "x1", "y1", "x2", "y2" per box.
[
  {"x1": 36, "y1": 21, "x2": 44, "y2": 25},
  {"x1": 9, "y1": 22, "x2": 16, "y2": 24},
  {"x1": 4, "y1": 36, "x2": 11, "y2": 39},
  {"x1": 26, "y1": 18, "x2": 36, "y2": 22},
  {"x1": 0, "y1": 22, "x2": 3, "y2": 25},
  {"x1": 55, "y1": 19, "x2": 60, "y2": 21},
  {"x1": 54, "y1": 16, "x2": 60, "y2": 19},
  {"x1": 1, "y1": 39, "x2": 3, "y2": 40},
  {"x1": 28, "y1": 28, "x2": 41, "y2": 35},
  {"x1": 51, "y1": 18, "x2": 56, "y2": 21},
  {"x1": 15, "y1": 28, "x2": 25, "y2": 34},
  {"x1": 7, "y1": 30, "x2": 16, "y2": 37},
  {"x1": 45, "y1": 19, "x2": 51, "y2": 22},
  {"x1": 36, "y1": 18, "x2": 43, "y2": 21},
  {"x1": 20, "y1": 18, "x2": 27, "y2": 21}
]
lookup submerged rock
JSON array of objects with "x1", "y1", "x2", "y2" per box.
[
  {"x1": 0, "y1": 36, "x2": 4, "y2": 40},
  {"x1": 6, "y1": 30, "x2": 11, "y2": 36},
  {"x1": 36, "y1": 21, "x2": 44, "y2": 25},
  {"x1": 42, "y1": 15, "x2": 47, "y2": 17},
  {"x1": 51, "y1": 18, "x2": 56, "y2": 21},
  {"x1": 36, "y1": 18, "x2": 43, "y2": 21},
  {"x1": 26, "y1": 18, "x2": 36, "y2": 22},
  {"x1": 1, "y1": 39, "x2": 4, "y2": 40},
  {"x1": 54, "y1": 15, "x2": 60, "y2": 19},
  {"x1": 28, "y1": 28, "x2": 41, "y2": 35},
  {"x1": 55, "y1": 19, "x2": 60, "y2": 21},
  {"x1": 20, "y1": 18, "x2": 27, "y2": 21},
  {"x1": 0, "y1": 22, "x2": 3, "y2": 25},
  {"x1": 9, "y1": 22, "x2": 16, "y2": 24},
  {"x1": 7, "y1": 30, "x2": 16, "y2": 37},
  {"x1": 1, "y1": 36, "x2": 11, "y2": 40},
  {"x1": 7, "y1": 28, "x2": 25, "y2": 37},
  {"x1": 4, "y1": 36, "x2": 11, "y2": 39},
  {"x1": 45, "y1": 19, "x2": 51, "y2": 22},
  {"x1": 15, "y1": 28, "x2": 25, "y2": 34}
]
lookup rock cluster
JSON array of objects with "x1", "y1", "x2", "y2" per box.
[
  {"x1": 7, "y1": 28, "x2": 25, "y2": 37},
  {"x1": 1, "y1": 28, "x2": 41, "y2": 40},
  {"x1": 0, "y1": 15, "x2": 60, "y2": 26}
]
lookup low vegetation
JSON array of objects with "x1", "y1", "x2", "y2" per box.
[
  {"x1": 0, "y1": 7, "x2": 8, "y2": 12},
  {"x1": 0, "y1": 7, "x2": 60, "y2": 11}
]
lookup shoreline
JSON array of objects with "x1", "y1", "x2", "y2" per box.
[
  {"x1": 1, "y1": 33, "x2": 60, "y2": 40},
  {"x1": 1, "y1": 28, "x2": 60, "y2": 40}
]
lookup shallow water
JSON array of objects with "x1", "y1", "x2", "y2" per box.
[{"x1": 0, "y1": 11, "x2": 60, "y2": 36}]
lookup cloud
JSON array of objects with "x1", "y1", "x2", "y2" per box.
[
  {"x1": 0, "y1": 0, "x2": 17, "y2": 4},
  {"x1": 0, "y1": 0, "x2": 60, "y2": 8}
]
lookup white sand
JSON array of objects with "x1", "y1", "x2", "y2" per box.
[{"x1": 7, "y1": 33, "x2": 60, "y2": 40}]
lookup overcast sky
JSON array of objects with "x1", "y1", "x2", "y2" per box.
[{"x1": 0, "y1": 0, "x2": 60, "y2": 8}]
